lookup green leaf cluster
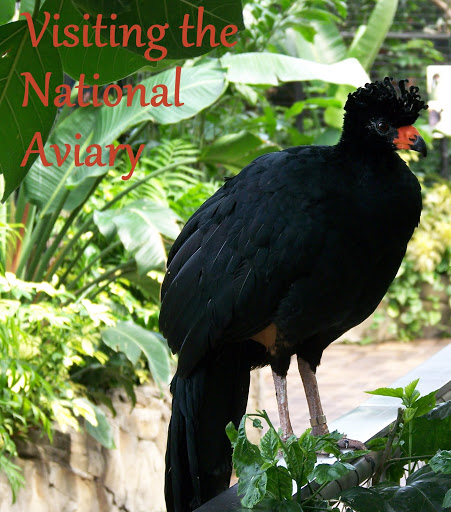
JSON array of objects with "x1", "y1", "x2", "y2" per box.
[
  {"x1": 229, "y1": 383, "x2": 451, "y2": 511},
  {"x1": 226, "y1": 410, "x2": 360, "y2": 509}
]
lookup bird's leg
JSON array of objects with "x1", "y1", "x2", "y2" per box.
[
  {"x1": 297, "y1": 356, "x2": 367, "y2": 450},
  {"x1": 272, "y1": 371, "x2": 294, "y2": 441},
  {"x1": 297, "y1": 356, "x2": 329, "y2": 436}
]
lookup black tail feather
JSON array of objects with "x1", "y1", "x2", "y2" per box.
[{"x1": 165, "y1": 342, "x2": 257, "y2": 512}]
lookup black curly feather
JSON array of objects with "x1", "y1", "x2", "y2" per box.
[{"x1": 345, "y1": 77, "x2": 428, "y2": 126}]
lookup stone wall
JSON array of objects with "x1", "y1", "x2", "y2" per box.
[{"x1": 0, "y1": 372, "x2": 262, "y2": 512}]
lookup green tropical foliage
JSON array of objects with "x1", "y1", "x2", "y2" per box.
[
  {"x1": 228, "y1": 381, "x2": 451, "y2": 511},
  {"x1": 0, "y1": 0, "x2": 449, "y2": 501}
]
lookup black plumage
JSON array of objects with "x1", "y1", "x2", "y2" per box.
[{"x1": 161, "y1": 78, "x2": 428, "y2": 511}]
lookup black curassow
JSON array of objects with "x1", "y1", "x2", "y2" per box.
[{"x1": 160, "y1": 78, "x2": 428, "y2": 511}]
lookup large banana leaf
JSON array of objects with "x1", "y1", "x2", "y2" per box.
[
  {"x1": 0, "y1": 21, "x2": 62, "y2": 200},
  {"x1": 201, "y1": 131, "x2": 280, "y2": 172},
  {"x1": 24, "y1": 64, "x2": 226, "y2": 213},
  {"x1": 309, "y1": 21, "x2": 347, "y2": 65},
  {"x1": 72, "y1": 0, "x2": 245, "y2": 61},
  {"x1": 24, "y1": 107, "x2": 98, "y2": 213},
  {"x1": 93, "y1": 199, "x2": 181, "y2": 274},
  {"x1": 222, "y1": 53, "x2": 369, "y2": 88},
  {"x1": 347, "y1": 0, "x2": 399, "y2": 72},
  {"x1": 102, "y1": 320, "x2": 171, "y2": 386},
  {"x1": 0, "y1": 0, "x2": 15, "y2": 24},
  {"x1": 40, "y1": 0, "x2": 150, "y2": 84}
]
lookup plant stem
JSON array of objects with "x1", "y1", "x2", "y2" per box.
[
  {"x1": 32, "y1": 0, "x2": 42, "y2": 18},
  {"x1": 54, "y1": 158, "x2": 196, "y2": 284},
  {"x1": 35, "y1": 205, "x2": 82, "y2": 282},
  {"x1": 25, "y1": 191, "x2": 69, "y2": 281},
  {"x1": 52, "y1": 221, "x2": 98, "y2": 283},
  {"x1": 302, "y1": 482, "x2": 329, "y2": 504},
  {"x1": 384, "y1": 454, "x2": 434, "y2": 467},
  {"x1": 71, "y1": 260, "x2": 135, "y2": 300},
  {"x1": 67, "y1": 240, "x2": 123, "y2": 289},
  {"x1": 372, "y1": 407, "x2": 404, "y2": 484},
  {"x1": 39, "y1": 176, "x2": 104, "y2": 282},
  {"x1": 408, "y1": 420, "x2": 413, "y2": 475}
]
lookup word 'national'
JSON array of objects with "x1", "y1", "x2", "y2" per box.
[{"x1": 22, "y1": 67, "x2": 184, "y2": 108}]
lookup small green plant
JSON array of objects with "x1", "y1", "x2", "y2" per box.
[
  {"x1": 0, "y1": 272, "x2": 172, "y2": 500},
  {"x1": 377, "y1": 182, "x2": 451, "y2": 340},
  {"x1": 228, "y1": 379, "x2": 451, "y2": 511},
  {"x1": 226, "y1": 411, "x2": 368, "y2": 510}
]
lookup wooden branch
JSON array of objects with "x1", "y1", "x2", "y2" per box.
[{"x1": 431, "y1": 0, "x2": 451, "y2": 19}]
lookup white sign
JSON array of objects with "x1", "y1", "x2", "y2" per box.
[{"x1": 427, "y1": 65, "x2": 451, "y2": 137}]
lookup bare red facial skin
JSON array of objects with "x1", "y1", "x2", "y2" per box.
[{"x1": 393, "y1": 125, "x2": 422, "y2": 150}]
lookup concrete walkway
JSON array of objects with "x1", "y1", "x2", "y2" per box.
[{"x1": 257, "y1": 338, "x2": 450, "y2": 435}]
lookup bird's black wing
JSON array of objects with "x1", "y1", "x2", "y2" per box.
[{"x1": 159, "y1": 148, "x2": 331, "y2": 377}]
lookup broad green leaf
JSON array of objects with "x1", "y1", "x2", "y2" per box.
[
  {"x1": 0, "y1": 20, "x2": 62, "y2": 200},
  {"x1": 324, "y1": 0, "x2": 398, "y2": 129},
  {"x1": 444, "y1": 489, "x2": 451, "y2": 508},
  {"x1": 365, "y1": 386, "x2": 404, "y2": 399},
  {"x1": 412, "y1": 391, "x2": 437, "y2": 418},
  {"x1": 0, "y1": 0, "x2": 15, "y2": 24},
  {"x1": 84, "y1": 402, "x2": 116, "y2": 449},
  {"x1": 19, "y1": 0, "x2": 35, "y2": 14},
  {"x1": 404, "y1": 378, "x2": 420, "y2": 401},
  {"x1": 222, "y1": 53, "x2": 369, "y2": 88},
  {"x1": 238, "y1": 463, "x2": 267, "y2": 508},
  {"x1": 283, "y1": 437, "x2": 315, "y2": 485},
  {"x1": 403, "y1": 407, "x2": 417, "y2": 423},
  {"x1": 120, "y1": 271, "x2": 162, "y2": 303},
  {"x1": 340, "y1": 486, "x2": 392, "y2": 512},
  {"x1": 94, "y1": 200, "x2": 181, "y2": 274},
  {"x1": 430, "y1": 451, "x2": 451, "y2": 475},
  {"x1": 310, "y1": 461, "x2": 355, "y2": 485},
  {"x1": 260, "y1": 428, "x2": 279, "y2": 462},
  {"x1": 102, "y1": 320, "x2": 171, "y2": 385},
  {"x1": 262, "y1": 498, "x2": 301, "y2": 512},
  {"x1": 25, "y1": 64, "x2": 225, "y2": 213},
  {"x1": 201, "y1": 131, "x2": 280, "y2": 172},
  {"x1": 89, "y1": 64, "x2": 226, "y2": 168},
  {"x1": 407, "y1": 401, "x2": 451, "y2": 457},
  {"x1": 24, "y1": 106, "x2": 98, "y2": 213},
  {"x1": 39, "y1": 0, "x2": 152, "y2": 84},
  {"x1": 72, "y1": 0, "x2": 245, "y2": 60},
  {"x1": 375, "y1": 466, "x2": 451, "y2": 511},
  {"x1": 265, "y1": 466, "x2": 293, "y2": 501},
  {"x1": 310, "y1": 20, "x2": 347, "y2": 64},
  {"x1": 232, "y1": 415, "x2": 264, "y2": 473},
  {"x1": 347, "y1": 0, "x2": 398, "y2": 71},
  {"x1": 226, "y1": 421, "x2": 238, "y2": 446}
]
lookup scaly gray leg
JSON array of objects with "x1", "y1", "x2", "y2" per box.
[
  {"x1": 297, "y1": 356, "x2": 329, "y2": 436},
  {"x1": 272, "y1": 370, "x2": 294, "y2": 440}
]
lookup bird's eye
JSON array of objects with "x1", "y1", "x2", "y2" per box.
[{"x1": 376, "y1": 121, "x2": 390, "y2": 134}]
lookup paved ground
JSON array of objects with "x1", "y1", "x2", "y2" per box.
[{"x1": 257, "y1": 338, "x2": 450, "y2": 435}]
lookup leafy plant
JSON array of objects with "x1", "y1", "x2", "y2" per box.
[
  {"x1": 377, "y1": 182, "x2": 451, "y2": 340},
  {"x1": 226, "y1": 410, "x2": 366, "y2": 510},
  {"x1": 0, "y1": 274, "x2": 118, "y2": 499},
  {"x1": 228, "y1": 380, "x2": 451, "y2": 511}
]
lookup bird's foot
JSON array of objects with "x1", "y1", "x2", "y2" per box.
[{"x1": 337, "y1": 435, "x2": 367, "y2": 451}]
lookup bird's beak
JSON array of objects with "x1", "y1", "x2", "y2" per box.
[{"x1": 393, "y1": 125, "x2": 427, "y2": 157}]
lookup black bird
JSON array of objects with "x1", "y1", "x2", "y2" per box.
[{"x1": 161, "y1": 78, "x2": 428, "y2": 512}]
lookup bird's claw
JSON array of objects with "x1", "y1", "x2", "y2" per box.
[{"x1": 337, "y1": 435, "x2": 367, "y2": 451}]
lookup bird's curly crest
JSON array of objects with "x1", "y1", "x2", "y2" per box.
[{"x1": 345, "y1": 77, "x2": 428, "y2": 125}]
